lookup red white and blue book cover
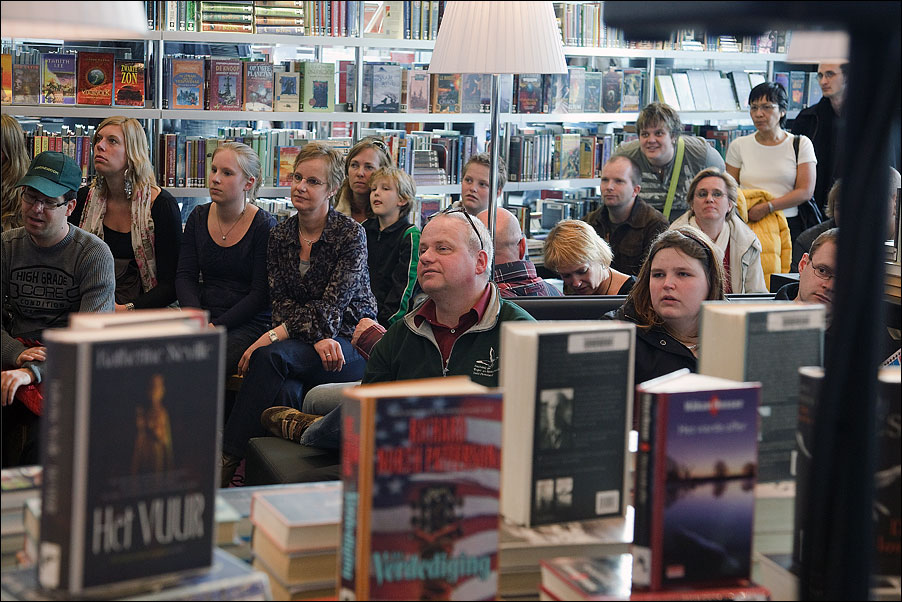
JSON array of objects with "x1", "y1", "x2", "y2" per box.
[{"x1": 340, "y1": 377, "x2": 501, "y2": 601}]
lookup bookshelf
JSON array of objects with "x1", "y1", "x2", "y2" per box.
[{"x1": 0, "y1": 2, "x2": 802, "y2": 210}]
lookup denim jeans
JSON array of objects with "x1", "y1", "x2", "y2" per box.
[
  {"x1": 298, "y1": 405, "x2": 342, "y2": 450},
  {"x1": 221, "y1": 337, "x2": 364, "y2": 458}
]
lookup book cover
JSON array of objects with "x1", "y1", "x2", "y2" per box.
[
  {"x1": 113, "y1": 60, "x2": 145, "y2": 107},
  {"x1": 299, "y1": 61, "x2": 335, "y2": 112},
  {"x1": 370, "y1": 63, "x2": 401, "y2": 113},
  {"x1": 806, "y1": 72, "x2": 823, "y2": 107},
  {"x1": 540, "y1": 554, "x2": 632, "y2": 600},
  {"x1": 460, "y1": 73, "x2": 483, "y2": 114},
  {"x1": 579, "y1": 136, "x2": 597, "y2": 179},
  {"x1": 788, "y1": 71, "x2": 807, "y2": 112},
  {"x1": 431, "y1": 72, "x2": 461, "y2": 114},
  {"x1": 773, "y1": 71, "x2": 790, "y2": 95},
  {"x1": 686, "y1": 71, "x2": 712, "y2": 112},
  {"x1": 169, "y1": 57, "x2": 205, "y2": 110},
  {"x1": 38, "y1": 323, "x2": 225, "y2": 593},
  {"x1": 274, "y1": 70, "x2": 300, "y2": 112},
  {"x1": 516, "y1": 73, "x2": 543, "y2": 114},
  {"x1": 76, "y1": 52, "x2": 114, "y2": 106},
  {"x1": 704, "y1": 71, "x2": 737, "y2": 111},
  {"x1": 748, "y1": 72, "x2": 767, "y2": 89},
  {"x1": 40, "y1": 53, "x2": 76, "y2": 105},
  {"x1": 545, "y1": 73, "x2": 569, "y2": 113},
  {"x1": 602, "y1": 69, "x2": 623, "y2": 113},
  {"x1": 698, "y1": 302, "x2": 825, "y2": 482},
  {"x1": 654, "y1": 75, "x2": 680, "y2": 111},
  {"x1": 250, "y1": 482, "x2": 341, "y2": 552},
  {"x1": 671, "y1": 73, "x2": 696, "y2": 112},
  {"x1": 559, "y1": 133, "x2": 581, "y2": 179},
  {"x1": 243, "y1": 62, "x2": 274, "y2": 111},
  {"x1": 1, "y1": 53, "x2": 10, "y2": 104},
  {"x1": 568, "y1": 67, "x2": 586, "y2": 114},
  {"x1": 500, "y1": 321, "x2": 635, "y2": 528},
  {"x1": 633, "y1": 371, "x2": 760, "y2": 591},
  {"x1": 583, "y1": 71, "x2": 603, "y2": 114},
  {"x1": 13, "y1": 63, "x2": 41, "y2": 105},
  {"x1": 207, "y1": 58, "x2": 243, "y2": 111},
  {"x1": 730, "y1": 71, "x2": 752, "y2": 111},
  {"x1": 1, "y1": 465, "x2": 42, "y2": 512},
  {"x1": 406, "y1": 68, "x2": 430, "y2": 113},
  {"x1": 250, "y1": 528, "x2": 337, "y2": 586},
  {"x1": 621, "y1": 68, "x2": 644, "y2": 113},
  {"x1": 339, "y1": 376, "x2": 501, "y2": 600}
]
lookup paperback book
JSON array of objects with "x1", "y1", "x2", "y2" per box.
[
  {"x1": 112, "y1": 60, "x2": 145, "y2": 107},
  {"x1": 38, "y1": 319, "x2": 225, "y2": 593},
  {"x1": 583, "y1": 71, "x2": 603, "y2": 114},
  {"x1": 243, "y1": 62, "x2": 274, "y2": 111},
  {"x1": 12, "y1": 63, "x2": 41, "y2": 105},
  {"x1": 40, "y1": 53, "x2": 76, "y2": 105},
  {"x1": 299, "y1": 61, "x2": 335, "y2": 112},
  {"x1": 602, "y1": 68, "x2": 623, "y2": 113},
  {"x1": 249, "y1": 482, "x2": 341, "y2": 552},
  {"x1": 274, "y1": 71, "x2": 300, "y2": 112},
  {"x1": 207, "y1": 58, "x2": 243, "y2": 111},
  {"x1": 168, "y1": 57, "x2": 205, "y2": 110},
  {"x1": 406, "y1": 68, "x2": 430, "y2": 113},
  {"x1": 500, "y1": 321, "x2": 635, "y2": 527},
  {"x1": 621, "y1": 68, "x2": 645, "y2": 113},
  {"x1": 633, "y1": 371, "x2": 760, "y2": 591},
  {"x1": 431, "y1": 72, "x2": 461, "y2": 114},
  {"x1": 76, "y1": 52, "x2": 114, "y2": 106},
  {"x1": 339, "y1": 376, "x2": 502, "y2": 600},
  {"x1": 370, "y1": 63, "x2": 401, "y2": 113}
]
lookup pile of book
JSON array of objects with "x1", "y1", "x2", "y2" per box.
[
  {"x1": 0, "y1": 466, "x2": 42, "y2": 570},
  {"x1": 249, "y1": 482, "x2": 341, "y2": 601}
]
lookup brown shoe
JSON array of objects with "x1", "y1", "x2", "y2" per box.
[
  {"x1": 261, "y1": 406, "x2": 323, "y2": 443},
  {"x1": 220, "y1": 452, "x2": 242, "y2": 488}
]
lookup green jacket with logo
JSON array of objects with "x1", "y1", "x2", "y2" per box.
[{"x1": 362, "y1": 284, "x2": 534, "y2": 387}]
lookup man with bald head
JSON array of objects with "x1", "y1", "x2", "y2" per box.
[{"x1": 477, "y1": 207, "x2": 562, "y2": 297}]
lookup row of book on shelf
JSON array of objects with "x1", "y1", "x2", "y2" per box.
[
  {"x1": 150, "y1": 0, "x2": 446, "y2": 39},
  {"x1": 0, "y1": 301, "x2": 898, "y2": 598}
]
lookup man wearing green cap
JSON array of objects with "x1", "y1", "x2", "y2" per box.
[{"x1": 2, "y1": 151, "x2": 115, "y2": 466}]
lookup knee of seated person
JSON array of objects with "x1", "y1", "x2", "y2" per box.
[{"x1": 302, "y1": 382, "x2": 359, "y2": 415}]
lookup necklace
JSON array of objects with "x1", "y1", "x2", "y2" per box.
[
  {"x1": 601, "y1": 270, "x2": 614, "y2": 295},
  {"x1": 299, "y1": 226, "x2": 321, "y2": 246},
  {"x1": 216, "y1": 204, "x2": 246, "y2": 241}
]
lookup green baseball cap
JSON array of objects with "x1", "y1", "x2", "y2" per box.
[{"x1": 16, "y1": 151, "x2": 82, "y2": 199}]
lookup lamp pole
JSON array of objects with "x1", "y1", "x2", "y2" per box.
[{"x1": 486, "y1": 73, "x2": 501, "y2": 276}]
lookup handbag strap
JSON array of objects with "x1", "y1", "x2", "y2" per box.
[
  {"x1": 662, "y1": 136, "x2": 686, "y2": 220},
  {"x1": 792, "y1": 134, "x2": 800, "y2": 163}
]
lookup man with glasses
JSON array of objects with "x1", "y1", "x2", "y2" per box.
[
  {"x1": 2, "y1": 151, "x2": 115, "y2": 466},
  {"x1": 792, "y1": 63, "x2": 848, "y2": 214},
  {"x1": 775, "y1": 228, "x2": 837, "y2": 322},
  {"x1": 260, "y1": 208, "x2": 534, "y2": 450}
]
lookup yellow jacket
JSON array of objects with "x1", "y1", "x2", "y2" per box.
[{"x1": 736, "y1": 188, "x2": 791, "y2": 289}]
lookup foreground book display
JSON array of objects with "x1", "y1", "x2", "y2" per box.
[
  {"x1": 500, "y1": 321, "x2": 635, "y2": 527},
  {"x1": 633, "y1": 371, "x2": 761, "y2": 591},
  {"x1": 698, "y1": 302, "x2": 825, "y2": 482},
  {"x1": 339, "y1": 376, "x2": 502, "y2": 600},
  {"x1": 38, "y1": 314, "x2": 225, "y2": 593}
]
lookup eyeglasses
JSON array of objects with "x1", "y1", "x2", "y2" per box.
[
  {"x1": 694, "y1": 189, "x2": 726, "y2": 200},
  {"x1": 808, "y1": 262, "x2": 836, "y2": 281},
  {"x1": 428, "y1": 206, "x2": 485, "y2": 250},
  {"x1": 369, "y1": 138, "x2": 388, "y2": 151},
  {"x1": 749, "y1": 103, "x2": 779, "y2": 112},
  {"x1": 291, "y1": 173, "x2": 326, "y2": 188},
  {"x1": 21, "y1": 189, "x2": 69, "y2": 210}
]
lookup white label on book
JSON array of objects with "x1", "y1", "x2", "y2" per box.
[
  {"x1": 38, "y1": 542, "x2": 61, "y2": 588},
  {"x1": 567, "y1": 331, "x2": 630, "y2": 354},
  {"x1": 595, "y1": 490, "x2": 620, "y2": 514},
  {"x1": 766, "y1": 310, "x2": 825, "y2": 332}
]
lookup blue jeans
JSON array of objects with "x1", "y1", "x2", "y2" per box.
[
  {"x1": 222, "y1": 337, "x2": 364, "y2": 458},
  {"x1": 298, "y1": 404, "x2": 343, "y2": 450}
]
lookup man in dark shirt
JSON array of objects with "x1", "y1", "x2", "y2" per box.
[
  {"x1": 476, "y1": 207, "x2": 561, "y2": 297},
  {"x1": 583, "y1": 156, "x2": 668, "y2": 276}
]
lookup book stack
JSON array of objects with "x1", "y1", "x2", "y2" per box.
[
  {"x1": 249, "y1": 482, "x2": 342, "y2": 601},
  {"x1": 254, "y1": 1, "x2": 305, "y2": 36},
  {"x1": 0, "y1": 466, "x2": 42, "y2": 570}
]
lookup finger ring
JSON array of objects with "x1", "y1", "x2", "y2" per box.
[{"x1": 326, "y1": 353, "x2": 331, "y2": 357}]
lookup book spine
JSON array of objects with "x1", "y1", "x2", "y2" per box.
[
  {"x1": 874, "y1": 371, "x2": 901, "y2": 578},
  {"x1": 631, "y1": 388, "x2": 657, "y2": 590},
  {"x1": 38, "y1": 340, "x2": 83, "y2": 590},
  {"x1": 339, "y1": 397, "x2": 373, "y2": 600}
]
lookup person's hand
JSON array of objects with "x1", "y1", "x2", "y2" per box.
[
  {"x1": 237, "y1": 332, "x2": 272, "y2": 377},
  {"x1": 2, "y1": 369, "x2": 34, "y2": 406},
  {"x1": 747, "y1": 203, "x2": 770, "y2": 223},
  {"x1": 16, "y1": 347, "x2": 46, "y2": 366},
  {"x1": 351, "y1": 318, "x2": 378, "y2": 346},
  {"x1": 314, "y1": 338, "x2": 344, "y2": 372},
  {"x1": 114, "y1": 303, "x2": 129, "y2": 312}
]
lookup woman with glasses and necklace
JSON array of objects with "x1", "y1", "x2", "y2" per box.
[
  {"x1": 726, "y1": 82, "x2": 817, "y2": 244},
  {"x1": 333, "y1": 137, "x2": 393, "y2": 223},
  {"x1": 70, "y1": 116, "x2": 182, "y2": 311},
  {"x1": 220, "y1": 142, "x2": 377, "y2": 487},
  {"x1": 670, "y1": 168, "x2": 767, "y2": 293},
  {"x1": 176, "y1": 142, "x2": 276, "y2": 385}
]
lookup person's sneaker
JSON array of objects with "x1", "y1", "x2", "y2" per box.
[{"x1": 261, "y1": 406, "x2": 323, "y2": 443}]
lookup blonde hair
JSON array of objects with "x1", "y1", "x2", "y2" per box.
[
  {"x1": 1, "y1": 115, "x2": 29, "y2": 229},
  {"x1": 212, "y1": 141, "x2": 262, "y2": 201},
  {"x1": 543, "y1": 219, "x2": 613, "y2": 273},
  {"x1": 687, "y1": 167, "x2": 739, "y2": 221},
  {"x1": 294, "y1": 142, "x2": 346, "y2": 194},
  {"x1": 334, "y1": 137, "x2": 393, "y2": 218},
  {"x1": 92, "y1": 116, "x2": 157, "y2": 197},
  {"x1": 369, "y1": 166, "x2": 417, "y2": 220}
]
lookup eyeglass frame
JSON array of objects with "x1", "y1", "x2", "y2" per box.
[
  {"x1": 427, "y1": 206, "x2": 485, "y2": 251},
  {"x1": 807, "y1": 261, "x2": 836, "y2": 281},
  {"x1": 20, "y1": 188, "x2": 70, "y2": 210},
  {"x1": 749, "y1": 102, "x2": 780, "y2": 113},
  {"x1": 289, "y1": 172, "x2": 328, "y2": 188}
]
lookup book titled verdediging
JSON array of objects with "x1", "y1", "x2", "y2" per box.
[{"x1": 38, "y1": 311, "x2": 225, "y2": 594}]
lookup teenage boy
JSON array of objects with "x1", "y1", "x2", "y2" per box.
[
  {"x1": 363, "y1": 167, "x2": 420, "y2": 327},
  {"x1": 456, "y1": 152, "x2": 507, "y2": 216}
]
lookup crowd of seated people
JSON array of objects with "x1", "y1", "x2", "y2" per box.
[{"x1": 4, "y1": 78, "x2": 901, "y2": 479}]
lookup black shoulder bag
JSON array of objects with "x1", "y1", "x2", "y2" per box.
[{"x1": 792, "y1": 135, "x2": 826, "y2": 230}]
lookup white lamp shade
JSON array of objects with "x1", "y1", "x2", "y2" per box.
[
  {"x1": 1, "y1": 1, "x2": 148, "y2": 39},
  {"x1": 786, "y1": 30, "x2": 849, "y2": 64},
  {"x1": 429, "y1": 1, "x2": 567, "y2": 74}
]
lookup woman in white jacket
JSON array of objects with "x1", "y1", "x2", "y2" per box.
[{"x1": 671, "y1": 168, "x2": 767, "y2": 293}]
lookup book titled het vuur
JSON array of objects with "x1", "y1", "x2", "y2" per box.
[{"x1": 38, "y1": 315, "x2": 225, "y2": 594}]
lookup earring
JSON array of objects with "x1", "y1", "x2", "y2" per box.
[{"x1": 123, "y1": 167, "x2": 133, "y2": 198}]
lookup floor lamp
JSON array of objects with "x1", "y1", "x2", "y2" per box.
[
  {"x1": 428, "y1": 1, "x2": 567, "y2": 272},
  {"x1": 2, "y1": 1, "x2": 148, "y2": 39}
]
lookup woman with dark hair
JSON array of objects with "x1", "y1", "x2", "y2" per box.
[
  {"x1": 606, "y1": 227, "x2": 726, "y2": 386},
  {"x1": 725, "y1": 82, "x2": 817, "y2": 243},
  {"x1": 70, "y1": 116, "x2": 182, "y2": 310},
  {"x1": 671, "y1": 167, "x2": 767, "y2": 293},
  {"x1": 332, "y1": 137, "x2": 393, "y2": 223}
]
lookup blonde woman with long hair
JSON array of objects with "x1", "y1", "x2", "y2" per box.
[{"x1": 1, "y1": 115, "x2": 30, "y2": 230}]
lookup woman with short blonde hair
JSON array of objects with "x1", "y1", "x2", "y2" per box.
[{"x1": 543, "y1": 219, "x2": 634, "y2": 295}]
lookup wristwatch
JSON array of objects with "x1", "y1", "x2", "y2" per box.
[
  {"x1": 268, "y1": 329, "x2": 279, "y2": 343},
  {"x1": 125, "y1": 302, "x2": 136, "y2": 311}
]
